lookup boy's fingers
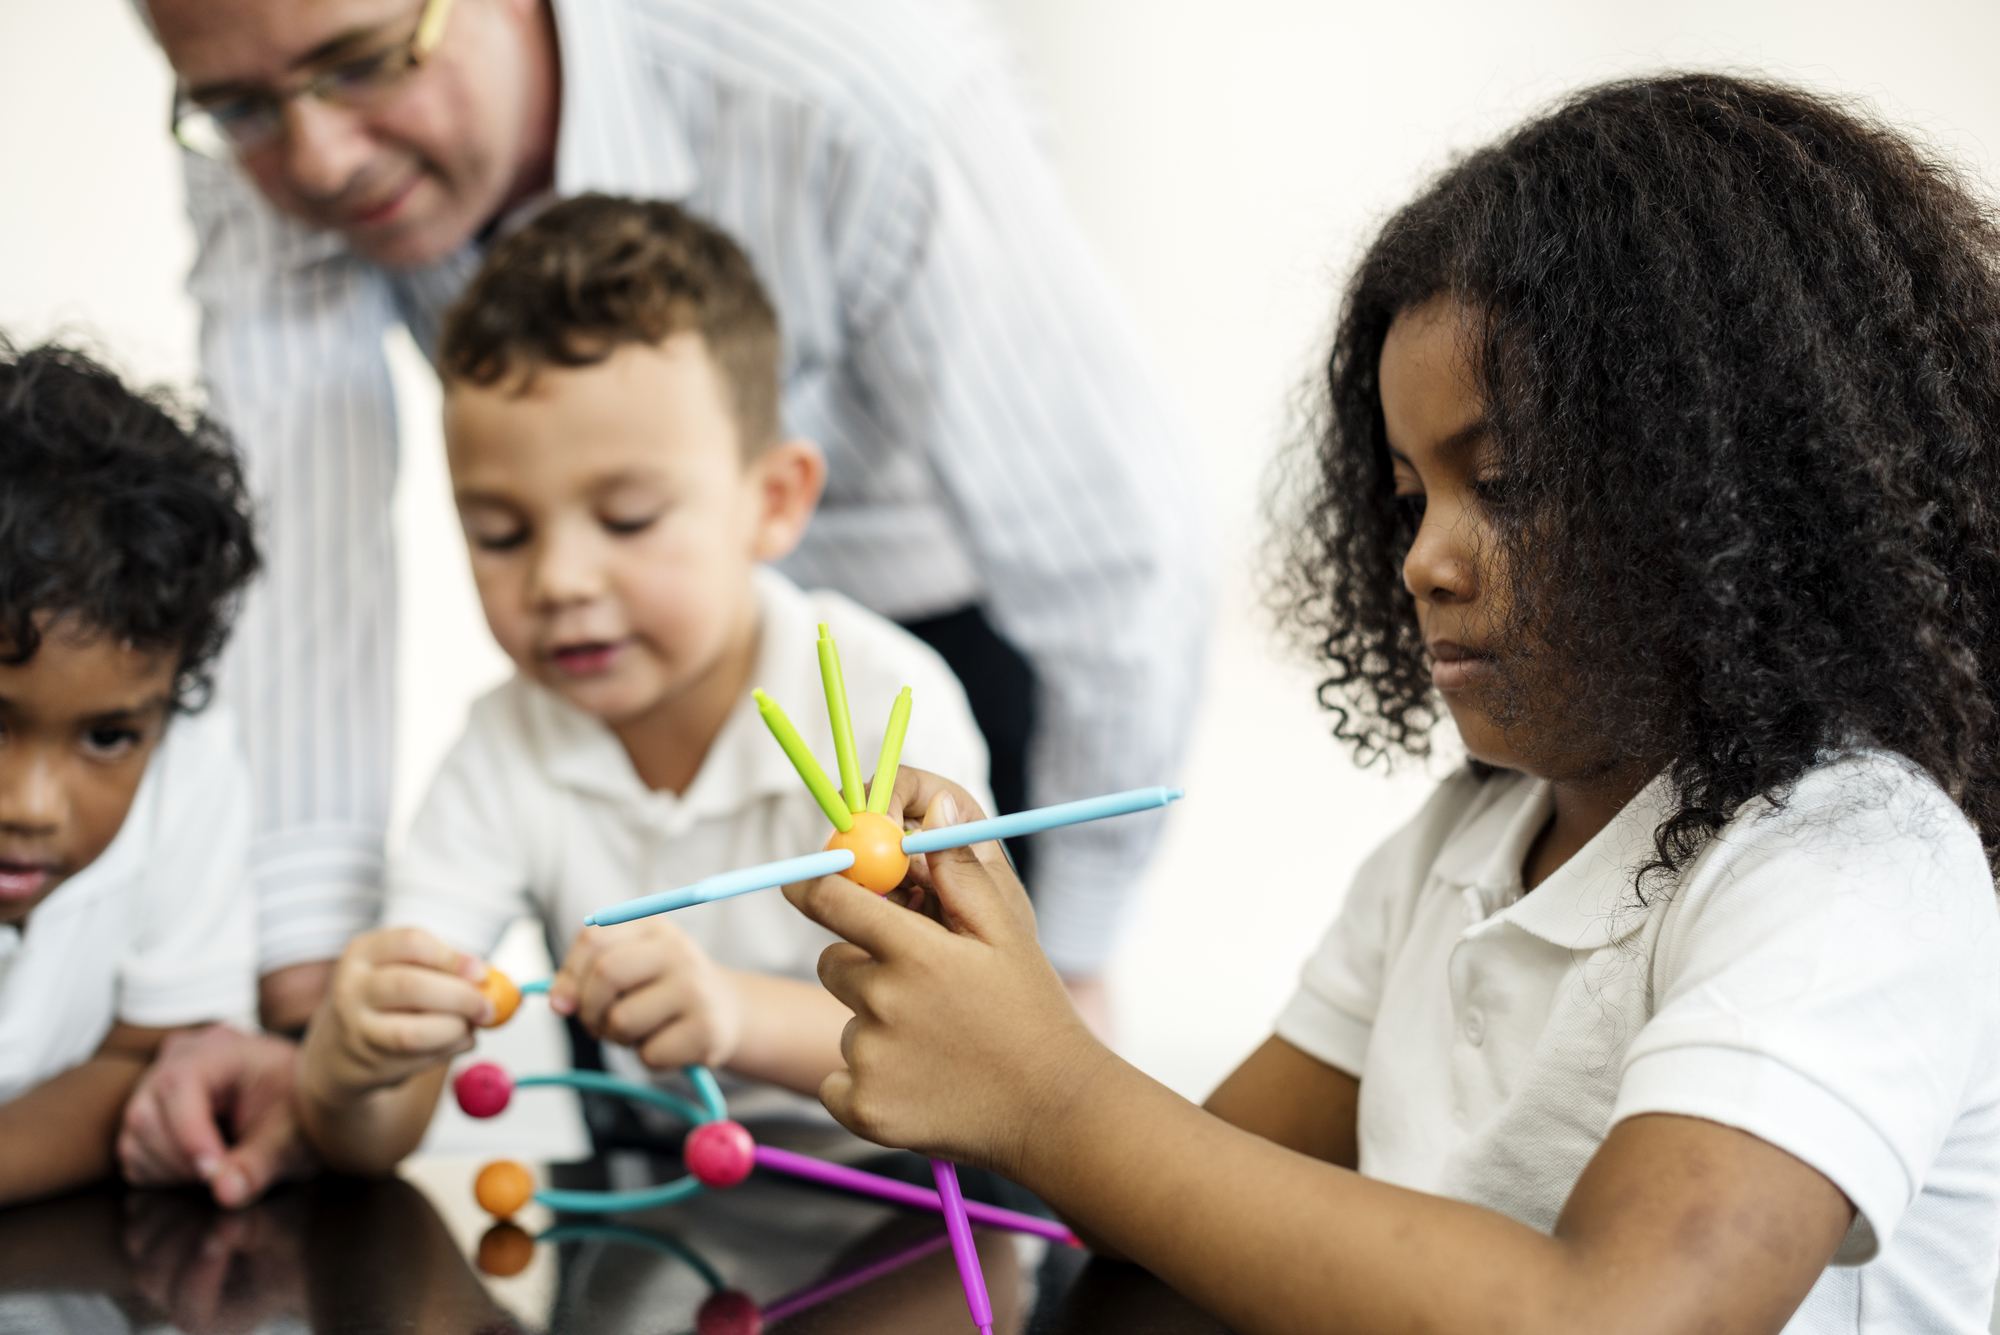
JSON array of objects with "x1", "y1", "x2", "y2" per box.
[
  {"x1": 552, "y1": 926, "x2": 613, "y2": 1015},
  {"x1": 355, "y1": 926, "x2": 486, "y2": 982},
  {"x1": 356, "y1": 1009, "x2": 475, "y2": 1058},
  {"x1": 366, "y1": 963, "x2": 491, "y2": 1022}
]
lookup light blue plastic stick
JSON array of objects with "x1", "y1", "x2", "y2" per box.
[
  {"x1": 585, "y1": 849, "x2": 856, "y2": 926},
  {"x1": 518, "y1": 978, "x2": 550, "y2": 995},
  {"x1": 583, "y1": 788, "x2": 1183, "y2": 927},
  {"x1": 899, "y1": 786, "x2": 1182, "y2": 854}
]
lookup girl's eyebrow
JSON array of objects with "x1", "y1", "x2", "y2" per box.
[{"x1": 1386, "y1": 417, "x2": 1492, "y2": 466}]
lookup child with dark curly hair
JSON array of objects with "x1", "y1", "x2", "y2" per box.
[
  {"x1": 776, "y1": 75, "x2": 2000, "y2": 1332},
  {"x1": 0, "y1": 342, "x2": 261, "y2": 1207}
]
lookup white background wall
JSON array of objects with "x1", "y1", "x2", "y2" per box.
[{"x1": 4, "y1": 0, "x2": 1999, "y2": 1110}]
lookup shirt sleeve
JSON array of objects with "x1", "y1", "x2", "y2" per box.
[
  {"x1": 383, "y1": 694, "x2": 537, "y2": 959},
  {"x1": 118, "y1": 710, "x2": 258, "y2": 1030},
  {"x1": 830, "y1": 61, "x2": 1212, "y2": 975},
  {"x1": 182, "y1": 152, "x2": 402, "y2": 974},
  {"x1": 1611, "y1": 756, "x2": 2000, "y2": 1264}
]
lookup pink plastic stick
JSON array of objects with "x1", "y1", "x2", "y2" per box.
[
  {"x1": 751, "y1": 1144, "x2": 1078, "y2": 1246},
  {"x1": 932, "y1": 1158, "x2": 994, "y2": 1334}
]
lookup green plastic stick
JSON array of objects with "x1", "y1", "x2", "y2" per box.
[
  {"x1": 818, "y1": 624, "x2": 864, "y2": 813},
  {"x1": 866, "y1": 687, "x2": 913, "y2": 814},
  {"x1": 753, "y1": 689, "x2": 853, "y2": 832}
]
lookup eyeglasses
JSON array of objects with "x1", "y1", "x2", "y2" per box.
[{"x1": 170, "y1": 0, "x2": 456, "y2": 159}]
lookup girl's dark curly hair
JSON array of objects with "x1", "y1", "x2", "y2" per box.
[
  {"x1": 0, "y1": 340, "x2": 260, "y2": 709},
  {"x1": 1276, "y1": 72, "x2": 2000, "y2": 879}
]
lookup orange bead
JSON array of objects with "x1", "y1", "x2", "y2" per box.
[
  {"x1": 474, "y1": 1159, "x2": 536, "y2": 1217},
  {"x1": 477, "y1": 968, "x2": 521, "y2": 1028},
  {"x1": 824, "y1": 810, "x2": 909, "y2": 894},
  {"x1": 477, "y1": 1221, "x2": 536, "y2": 1276}
]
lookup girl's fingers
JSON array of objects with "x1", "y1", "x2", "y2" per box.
[
  {"x1": 787, "y1": 870, "x2": 943, "y2": 962},
  {"x1": 816, "y1": 943, "x2": 880, "y2": 1017},
  {"x1": 909, "y1": 792, "x2": 1032, "y2": 943}
]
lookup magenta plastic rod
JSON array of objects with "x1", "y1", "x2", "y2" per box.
[
  {"x1": 751, "y1": 1144, "x2": 1078, "y2": 1246},
  {"x1": 932, "y1": 1158, "x2": 994, "y2": 1334}
]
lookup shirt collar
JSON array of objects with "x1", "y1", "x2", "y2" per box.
[
  {"x1": 532, "y1": 568, "x2": 826, "y2": 822},
  {"x1": 548, "y1": 0, "x2": 699, "y2": 202},
  {"x1": 1489, "y1": 772, "x2": 1671, "y2": 951}
]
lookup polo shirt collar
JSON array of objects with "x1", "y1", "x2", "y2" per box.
[
  {"x1": 533, "y1": 567, "x2": 824, "y2": 824},
  {"x1": 549, "y1": 0, "x2": 699, "y2": 202},
  {"x1": 1493, "y1": 772, "x2": 1670, "y2": 950}
]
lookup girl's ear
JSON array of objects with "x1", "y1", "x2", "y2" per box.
[{"x1": 747, "y1": 438, "x2": 827, "y2": 563}]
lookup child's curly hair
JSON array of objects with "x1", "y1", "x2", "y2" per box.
[
  {"x1": 0, "y1": 341, "x2": 260, "y2": 709},
  {"x1": 1276, "y1": 73, "x2": 2000, "y2": 878}
]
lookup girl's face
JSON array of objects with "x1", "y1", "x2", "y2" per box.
[{"x1": 1379, "y1": 295, "x2": 1526, "y2": 772}]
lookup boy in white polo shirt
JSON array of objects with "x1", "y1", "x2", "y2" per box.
[
  {"x1": 296, "y1": 196, "x2": 990, "y2": 1170},
  {"x1": 0, "y1": 342, "x2": 261, "y2": 1205}
]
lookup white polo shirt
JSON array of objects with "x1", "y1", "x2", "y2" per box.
[
  {"x1": 1277, "y1": 752, "x2": 2000, "y2": 1334},
  {"x1": 0, "y1": 707, "x2": 258, "y2": 1106},
  {"x1": 387, "y1": 565, "x2": 992, "y2": 991}
]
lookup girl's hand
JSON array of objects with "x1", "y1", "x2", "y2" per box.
[
  {"x1": 551, "y1": 922, "x2": 745, "y2": 1071},
  {"x1": 784, "y1": 767, "x2": 1111, "y2": 1175},
  {"x1": 301, "y1": 927, "x2": 491, "y2": 1105}
]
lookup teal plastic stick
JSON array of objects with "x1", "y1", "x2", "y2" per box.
[
  {"x1": 582, "y1": 788, "x2": 1182, "y2": 926},
  {"x1": 899, "y1": 786, "x2": 1183, "y2": 854},
  {"x1": 535, "y1": 1176, "x2": 706, "y2": 1214},
  {"x1": 517, "y1": 1071, "x2": 709, "y2": 1127},
  {"x1": 584, "y1": 849, "x2": 855, "y2": 926},
  {"x1": 688, "y1": 1065, "x2": 729, "y2": 1123},
  {"x1": 518, "y1": 978, "x2": 550, "y2": 995}
]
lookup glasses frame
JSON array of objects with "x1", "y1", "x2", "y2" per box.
[{"x1": 170, "y1": 0, "x2": 458, "y2": 159}]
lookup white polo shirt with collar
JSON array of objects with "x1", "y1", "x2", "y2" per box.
[
  {"x1": 1277, "y1": 751, "x2": 2000, "y2": 1333},
  {"x1": 387, "y1": 565, "x2": 992, "y2": 1003}
]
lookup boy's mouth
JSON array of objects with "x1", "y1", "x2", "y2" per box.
[
  {"x1": 0, "y1": 858, "x2": 60, "y2": 903},
  {"x1": 1429, "y1": 639, "x2": 1494, "y2": 692},
  {"x1": 548, "y1": 639, "x2": 628, "y2": 678}
]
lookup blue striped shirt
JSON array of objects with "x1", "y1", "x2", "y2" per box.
[{"x1": 183, "y1": 0, "x2": 1210, "y2": 975}]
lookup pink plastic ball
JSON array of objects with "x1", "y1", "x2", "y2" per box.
[
  {"x1": 696, "y1": 1290, "x2": 762, "y2": 1335},
  {"x1": 455, "y1": 1062, "x2": 514, "y2": 1119},
  {"x1": 684, "y1": 1119, "x2": 757, "y2": 1188}
]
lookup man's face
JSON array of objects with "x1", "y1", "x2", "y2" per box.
[
  {"x1": 0, "y1": 625, "x2": 178, "y2": 928},
  {"x1": 147, "y1": 0, "x2": 552, "y2": 270}
]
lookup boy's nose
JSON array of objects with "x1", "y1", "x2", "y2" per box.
[
  {"x1": 0, "y1": 752, "x2": 67, "y2": 834},
  {"x1": 528, "y1": 528, "x2": 611, "y2": 608}
]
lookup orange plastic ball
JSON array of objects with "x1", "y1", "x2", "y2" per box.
[
  {"x1": 474, "y1": 1159, "x2": 536, "y2": 1217},
  {"x1": 476, "y1": 1221, "x2": 536, "y2": 1276},
  {"x1": 477, "y1": 968, "x2": 521, "y2": 1028},
  {"x1": 824, "y1": 811, "x2": 909, "y2": 894}
]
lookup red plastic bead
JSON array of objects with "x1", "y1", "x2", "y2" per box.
[
  {"x1": 455, "y1": 1062, "x2": 514, "y2": 1119},
  {"x1": 684, "y1": 1119, "x2": 757, "y2": 1188},
  {"x1": 696, "y1": 1290, "x2": 762, "y2": 1335}
]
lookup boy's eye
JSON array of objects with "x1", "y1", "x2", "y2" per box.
[
  {"x1": 602, "y1": 512, "x2": 661, "y2": 536},
  {"x1": 81, "y1": 726, "x2": 142, "y2": 759},
  {"x1": 470, "y1": 526, "x2": 530, "y2": 552}
]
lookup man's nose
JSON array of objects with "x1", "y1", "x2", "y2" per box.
[
  {"x1": 279, "y1": 98, "x2": 375, "y2": 203},
  {"x1": 0, "y1": 749, "x2": 67, "y2": 835}
]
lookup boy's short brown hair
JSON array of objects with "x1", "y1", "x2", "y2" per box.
[{"x1": 440, "y1": 194, "x2": 782, "y2": 454}]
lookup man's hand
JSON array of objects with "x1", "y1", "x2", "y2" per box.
[
  {"x1": 119, "y1": 1026, "x2": 316, "y2": 1209},
  {"x1": 551, "y1": 922, "x2": 745, "y2": 1071}
]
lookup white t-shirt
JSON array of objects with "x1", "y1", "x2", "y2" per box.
[
  {"x1": 0, "y1": 707, "x2": 258, "y2": 1106},
  {"x1": 1277, "y1": 752, "x2": 2000, "y2": 1334},
  {"x1": 386, "y1": 566, "x2": 992, "y2": 1022}
]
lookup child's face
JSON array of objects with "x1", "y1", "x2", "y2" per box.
[
  {"x1": 1379, "y1": 296, "x2": 1527, "y2": 772},
  {"x1": 0, "y1": 625, "x2": 177, "y2": 927},
  {"x1": 444, "y1": 335, "x2": 822, "y2": 734}
]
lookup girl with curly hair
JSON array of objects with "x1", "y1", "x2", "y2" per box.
[{"x1": 782, "y1": 74, "x2": 2000, "y2": 1332}]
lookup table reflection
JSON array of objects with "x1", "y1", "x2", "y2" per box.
[{"x1": 0, "y1": 1137, "x2": 1228, "y2": 1334}]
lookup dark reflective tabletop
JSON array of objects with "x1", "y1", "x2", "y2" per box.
[{"x1": 0, "y1": 1122, "x2": 1228, "y2": 1334}]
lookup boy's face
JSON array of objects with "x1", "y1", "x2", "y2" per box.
[
  {"x1": 0, "y1": 626, "x2": 178, "y2": 928},
  {"x1": 1380, "y1": 295, "x2": 1524, "y2": 773},
  {"x1": 444, "y1": 335, "x2": 822, "y2": 736}
]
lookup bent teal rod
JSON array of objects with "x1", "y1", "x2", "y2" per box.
[
  {"x1": 516, "y1": 1070, "x2": 713, "y2": 1128},
  {"x1": 587, "y1": 786, "x2": 1184, "y2": 927}
]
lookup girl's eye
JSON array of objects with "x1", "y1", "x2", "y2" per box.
[
  {"x1": 82, "y1": 726, "x2": 142, "y2": 760},
  {"x1": 1394, "y1": 493, "x2": 1428, "y2": 523},
  {"x1": 603, "y1": 513, "x2": 660, "y2": 536},
  {"x1": 1471, "y1": 474, "x2": 1520, "y2": 508}
]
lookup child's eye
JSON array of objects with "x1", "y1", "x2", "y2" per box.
[
  {"x1": 81, "y1": 726, "x2": 142, "y2": 759},
  {"x1": 1394, "y1": 493, "x2": 1428, "y2": 523},
  {"x1": 471, "y1": 527, "x2": 530, "y2": 552},
  {"x1": 602, "y1": 513, "x2": 661, "y2": 536},
  {"x1": 1471, "y1": 474, "x2": 1520, "y2": 508}
]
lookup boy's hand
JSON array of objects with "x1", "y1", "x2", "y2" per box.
[
  {"x1": 784, "y1": 768, "x2": 1109, "y2": 1178},
  {"x1": 300, "y1": 927, "x2": 491, "y2": 1107},
  {"x1": 551, "y1": 922, "x2": 745, "y2": 1070}
]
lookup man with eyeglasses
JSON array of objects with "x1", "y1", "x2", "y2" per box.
[{"x1": 119, "y1": 0, "x2": 1209, "y2": 1205}]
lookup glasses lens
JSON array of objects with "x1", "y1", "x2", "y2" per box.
[{"x1": 172, "y1": 105, "x2": 241, "y2": 159}]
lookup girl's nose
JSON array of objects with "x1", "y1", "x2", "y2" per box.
[{"x1": 1402, "y1": 506, "x2": 1479, "y2": 607}]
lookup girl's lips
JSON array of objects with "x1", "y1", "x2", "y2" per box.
[
  {"x1": 549, "y1": 640, "x2": 626, "y2": 678},
  {"x1": 1429, "y1": 640, "x2": 1493, "y2": 692},
  {"x1": 0, "y1": 863, "x2": 57, "y2": 902}
]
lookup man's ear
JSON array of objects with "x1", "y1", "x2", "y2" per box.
[{"x1": 748, "y1": 438, "x2": 827, "y2": 563}]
